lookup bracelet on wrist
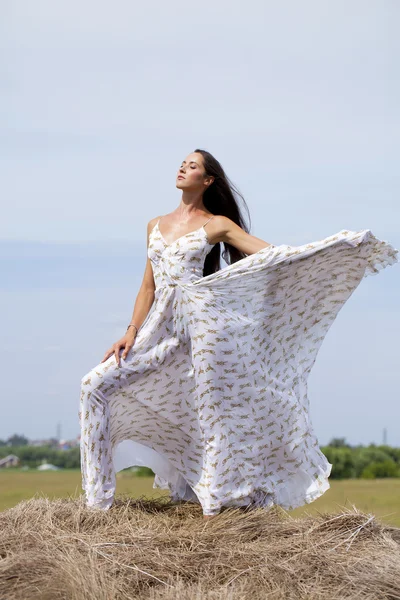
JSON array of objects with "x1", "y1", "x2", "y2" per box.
[{"x1": 127, "y1": 323, "x2": 138, "y2": 335}]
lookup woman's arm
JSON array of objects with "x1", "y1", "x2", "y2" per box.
[
  {"x1": 105, "y1": 218, "x2": 159, "y2": 365},
  {"x1": 126, "y1": 217, "x2": 159, "y2": 331},
  {"x1": 206, "y1": 215, "x2": 275, "y2": 255}
]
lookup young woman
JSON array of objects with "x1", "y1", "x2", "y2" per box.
[{"x1": 79, "y1": 148, "x2": 398, "y2": 520}]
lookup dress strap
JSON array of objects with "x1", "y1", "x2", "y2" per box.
[
  {"x1": 151, "y1": 216, "x2": 163, "y2": 238},
  {"x1": 202, "y1": 215, "x2": 215, "y2": 226}
]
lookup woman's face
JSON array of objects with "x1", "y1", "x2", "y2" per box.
[{"x1": 176, "y1": 153, "x2": 213, "y2": 191}]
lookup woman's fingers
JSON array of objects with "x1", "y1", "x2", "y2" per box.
[
  {"x1": 121, "y1": 342, "x2": 133, "y2": 360},
  {"x1": 100, "y1": 337, "x2": 135, "y2": 365},
  {"x1": 100, "y1": 347, "x2": 114, "y2": 363},
  {"x1": 114, "y1": 343, "x2": 123, "y2": 367}
]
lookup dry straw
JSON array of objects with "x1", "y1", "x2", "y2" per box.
[{"x1": 1, "y1": 493, "x2": 399, "y2": 599}]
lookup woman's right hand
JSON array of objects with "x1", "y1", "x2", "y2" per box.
[{"x1": 100, "y1": 330, "x2": 137, "y2": 366}]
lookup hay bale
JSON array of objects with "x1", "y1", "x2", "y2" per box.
[{"x1": 0, "y1": 494, "x2": 399, "y2": 599}]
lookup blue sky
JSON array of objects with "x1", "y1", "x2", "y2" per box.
[{"x1": 1, "y1": 0, "x2": 399, "y2": 446}]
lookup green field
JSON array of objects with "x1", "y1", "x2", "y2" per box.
[{"x1": 1, "y1": 470, "x2": 399, "y2": 527}]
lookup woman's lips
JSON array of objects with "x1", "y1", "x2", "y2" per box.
[{"x1": 178, "y1": 176, "x2": 185, "y2": 179}]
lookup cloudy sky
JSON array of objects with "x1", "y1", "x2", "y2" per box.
[{"x1": 1, "y1": 0, "x2": 399, "y2": 446}]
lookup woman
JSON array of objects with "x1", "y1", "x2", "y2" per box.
[{"x1": 79, "y1": 148, "x2": 398, "y2": 520}]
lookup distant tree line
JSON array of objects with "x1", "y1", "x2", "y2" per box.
[
  {"x1": 0, "y1": 434, "x2": 30, "y2": 447},
  {"x1": 321, "y1": 438, "x2": 400, "y2": 478},
  {"x1": 1, "y1": 437, "x2": 400, "y2": 478},
  {"x1": 0, "y1": 445, "x2": 80, "y2": 469}
]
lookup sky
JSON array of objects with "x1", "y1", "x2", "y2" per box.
[{"x1": 1, "y1": 0, "x2": 399, "y2": 447}]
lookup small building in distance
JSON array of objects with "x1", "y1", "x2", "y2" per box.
[
  {"x1": 37, "y1": 463, "x2": 61, "y2": 471},
  {"x1": 0, "y1": 454, "x2": 20, "y2": 468}
]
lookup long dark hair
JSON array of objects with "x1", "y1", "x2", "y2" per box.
[{"x1": 193, "y1": 148, "x2": 251, "y2": 277}]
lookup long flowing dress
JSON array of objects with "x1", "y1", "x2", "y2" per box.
[{"x1": 79, "y1": 216, "x2": 398, "y2": 515}]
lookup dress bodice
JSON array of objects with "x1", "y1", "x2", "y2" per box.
[{"x1": 148, "y1": 217, "x2": 216, "y2": 289}]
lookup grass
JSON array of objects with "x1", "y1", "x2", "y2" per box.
[
  {"x1": 0, "y1": 469, "x2": 166, "y2": 511},
  {"x1": 1, "y1": 470, "x2": 400, "y2": 527}
]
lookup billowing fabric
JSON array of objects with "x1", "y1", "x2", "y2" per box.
[{"x1": 79, "y1": 217, "x2": 398, "y2": 515}]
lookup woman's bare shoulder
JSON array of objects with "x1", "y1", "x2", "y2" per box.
[{"x1": 147, "y1": 215, "x2": 164, "y2": 230}]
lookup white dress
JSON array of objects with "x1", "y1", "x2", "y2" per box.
[{"x1": 79, "y1": 216, "x2": 398, "y2": 515}]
